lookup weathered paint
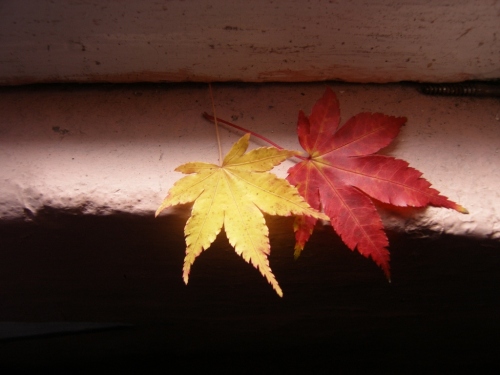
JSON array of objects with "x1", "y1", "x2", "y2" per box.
[{"x1": 0, "y1": 0, "x2": 499, "y2": 85}]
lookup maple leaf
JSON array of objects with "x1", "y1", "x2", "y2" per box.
[
  {"x1": 156, "y1": 133, "x2": 328, "y2": 297},
  {"x1": 287, "y1": 87, "x2": 468, "y2": 279}
]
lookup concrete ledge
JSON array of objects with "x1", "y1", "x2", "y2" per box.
[{"x1": 0, "y1": 83, "x2": 499, "y2": 240}]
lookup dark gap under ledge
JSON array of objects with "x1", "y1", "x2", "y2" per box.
[{"x1": 0, "y1": 212, "x2": 499, "y2": 372}]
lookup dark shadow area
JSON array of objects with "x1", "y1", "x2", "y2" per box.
[{"x1": 0, "y1": 211, "x2": 499, "y2": 373}]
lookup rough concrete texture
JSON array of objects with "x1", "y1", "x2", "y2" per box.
[
  {"x1": 1, "y1": 0, "x2": 499, "y2": 84},
  {"x1": 1, "y1": 83, "x2": 499, "y2": 240}
]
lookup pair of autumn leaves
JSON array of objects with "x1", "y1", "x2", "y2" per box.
[{"x1": 156, "y1": 87, "x2": 468, "y2": 297}]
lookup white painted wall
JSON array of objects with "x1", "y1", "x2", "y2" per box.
[{"x1": 1, "y1": 0, "x2": 499, "y2": 85}]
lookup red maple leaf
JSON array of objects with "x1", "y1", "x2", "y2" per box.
[{"x1": 287, "y1": 87, "x2": 468, "y2": 279}]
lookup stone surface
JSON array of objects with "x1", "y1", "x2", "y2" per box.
[
  {"x1": 1, "y1": 0, "x2": 499, "y2": 84},
  {"x1": 0, "y1": 83, "x2": 499, "y2": 240}
]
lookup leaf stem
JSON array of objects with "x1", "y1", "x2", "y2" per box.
[
  {"x1": 202, "y1": 112, "x2": 306, "y2": 160},
  {"x1": 208, "y1": 84, "x2": 223, "y2": 166}
]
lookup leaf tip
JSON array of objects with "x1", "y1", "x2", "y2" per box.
[
  {"x1": 155, "y1": 202, "x2": 170, "y2": 217},
  {"x1": 382, "y1": 263, "x2": 391, "y2": 283},
  {"x1": 276, "y1": 287, "x2": 284, "y2": 298},
  {"x1": 317, "y1": 212, "x2": 330, "y2": 221},
  {"x1": 293, "y1": 245, "x2": 303, "y2": 260}
]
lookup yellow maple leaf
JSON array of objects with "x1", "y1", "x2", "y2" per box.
[{"x1": 156, "y1": 133, "x2": 328, "y2": 297}]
